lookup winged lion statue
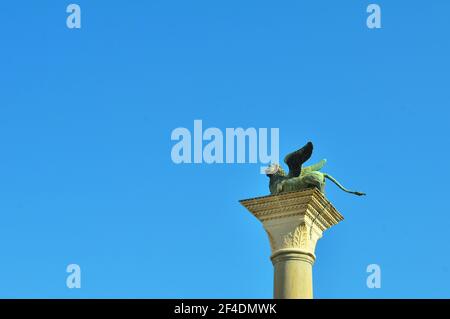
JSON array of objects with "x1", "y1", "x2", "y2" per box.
[{"x1": 265, "y1": 142, "x2": 366, "y2": 196}]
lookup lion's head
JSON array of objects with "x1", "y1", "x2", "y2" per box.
[{"x1": 265, "y1": 163, "x2": 286, "y2": 177}]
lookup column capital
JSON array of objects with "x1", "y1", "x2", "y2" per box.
[{"x1": 240, "y1": 188, "x2": 344, "y2": 258}]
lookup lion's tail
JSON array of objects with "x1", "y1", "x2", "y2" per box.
[{"x1": 324, "y1": 174, "x2": 366, "y2": 196}]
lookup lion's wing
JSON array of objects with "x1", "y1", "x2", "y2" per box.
[{"x1": 302, "y1": 159, "x2": 327, "y2": 174}]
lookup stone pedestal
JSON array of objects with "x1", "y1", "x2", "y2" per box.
[{"x1": 240, "y1": 188, "x2": 343, "y2": 299}]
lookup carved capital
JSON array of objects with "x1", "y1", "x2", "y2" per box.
[
  {"x1": 240, "y1": 188, "x2": 343, "y2": 258},
  {"x1": 282, "y1": 224, "x2": 308, "y2": 250}
]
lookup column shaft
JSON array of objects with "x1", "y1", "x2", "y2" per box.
[{"x1": 271, "y1": 250, "x2": 315, "y2": 299}]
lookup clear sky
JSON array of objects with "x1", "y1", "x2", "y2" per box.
[{"x1": 0, "y1": 0, "x2": 449, "y2": 298}]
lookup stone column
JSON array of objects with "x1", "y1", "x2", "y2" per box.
[{"x1": 240, "y1": 188, "x2": 343, "y2": 299}]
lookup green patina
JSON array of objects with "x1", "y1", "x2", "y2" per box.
[{"x1": 266, "y1": 142, "x2": 365, "y2": 197}]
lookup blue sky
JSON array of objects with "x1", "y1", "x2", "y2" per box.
[{"x1": 0, "y1": 0, "x2": 449, "y2": 298}]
